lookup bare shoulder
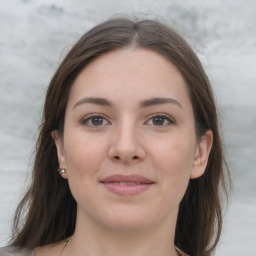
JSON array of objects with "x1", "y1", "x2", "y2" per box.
[
  {"x1": 176, "y1": 247, "x2": 190, "y2": 256},
  {"x1": 0, "y1": 246, "x2": 35, "y2": 256},
  {"x1": 34, "y1": 240, "x2": 66, "y2": 256}
]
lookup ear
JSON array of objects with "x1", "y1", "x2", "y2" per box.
[
  {"x1": 190, "y1": 130, "x2": 213, "y2": 179},
  {"x1": 51, "y1": 130, "x2": 68, "y2": 179}
]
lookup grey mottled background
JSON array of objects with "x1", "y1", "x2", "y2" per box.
[{"x1": 0, "y1": 0, "x2": 256, "y2": 255}]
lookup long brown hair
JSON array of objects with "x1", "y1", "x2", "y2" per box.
[{"x1": 11, "y1": 16, "x2": 230, "y2": 256}]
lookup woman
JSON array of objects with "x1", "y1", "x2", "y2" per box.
[{"x1": 0, "y1": 16, "x2": 230, "y2": 256}]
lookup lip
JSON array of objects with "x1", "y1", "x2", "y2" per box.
[
  {"x1": 101, "y1": 174, "x2": 154, "y2": 184},
  {"x1": 100, "y1": 174, "x2": 155, "y2": 196}
]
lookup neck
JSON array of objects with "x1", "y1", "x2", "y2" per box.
[{"x1": 63, "y1": 207, "x2": 179, "y2": 256}]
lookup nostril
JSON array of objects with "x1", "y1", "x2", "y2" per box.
[{"x1": 113, "y1": 155, "x2": 139, "y2": 160}]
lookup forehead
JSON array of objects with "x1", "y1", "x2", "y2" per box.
[{"x1": 67, "y1": 48, "x2": 191, "y2": 109}]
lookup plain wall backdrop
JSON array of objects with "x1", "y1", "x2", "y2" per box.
[{"x1": 0, "y1": 0, "x2": 256, "y2": 255}]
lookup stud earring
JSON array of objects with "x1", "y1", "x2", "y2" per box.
[{"x1": 58, "y1": 168, "x2": 66, "y2": 174}]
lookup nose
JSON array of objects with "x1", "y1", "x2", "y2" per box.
[{"x1": 108, "y1": 122, "x2": 146, "y2": 164}]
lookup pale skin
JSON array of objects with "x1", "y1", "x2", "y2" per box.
[{"x1": 35, "y1": 48, "x2": 212, "y2": 256}]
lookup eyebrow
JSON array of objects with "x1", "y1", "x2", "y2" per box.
[
  {"x1": 73, "y1": 97, "x2": 113, "y2": 109},
  {"x1": 73, "y1": 97, "x2": 183, "y2": 109},
  {"x1": 139, "y1": 97, "x2": 183, "y2": 109}
]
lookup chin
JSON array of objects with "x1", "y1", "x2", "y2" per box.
[{"x1": 100, "y1": 207, "x2": 155, "y2": 232}]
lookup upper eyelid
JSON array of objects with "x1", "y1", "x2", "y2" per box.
[
  {"x1": 82, "y1": 113, "x2": 110, "y2": 120},
  {"x1": 80, "y1": 112, "x2": 175, "y2": 124},
  {"x1": 146, "y1": 113, "x2": 174, "y2": 121},
  {"x1": 81, "y1": 113, "x2": 111, "y2": 124}
]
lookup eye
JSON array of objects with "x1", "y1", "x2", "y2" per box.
[
  {"x1": 145, "y1": 114, "x2": 174, "y2": 126},
  {"x1": 81, "y1": 114, "x2": 110, "y2": 127}
]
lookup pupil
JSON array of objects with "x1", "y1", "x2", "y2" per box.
[
  {"x1": 153, "y1": 117, "x2": 164, "y2": 125},
  {"x1": 92, "y1": 117, "x2": 103, "y2": 125}
]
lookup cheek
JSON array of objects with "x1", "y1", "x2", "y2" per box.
[
  {"x1": 149, "y1": 135, "x2": 195, "y2": 197},
  {"x1": 63, "y1": 131, "x2": 107, "y2": 177},
  {"x1": 151, "y1": 136, "x2": 195, "y2": 174},
  {"x1": 63, "y1": 133, "x2": 107, "y2": 203}
]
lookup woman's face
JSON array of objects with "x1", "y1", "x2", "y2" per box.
[{"x1": 54, "y1": 48, "x2": 212, "y2": 232}]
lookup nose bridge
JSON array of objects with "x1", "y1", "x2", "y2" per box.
[{"x1": 109, "y1": 117, "x2": 145, "y2": 163}]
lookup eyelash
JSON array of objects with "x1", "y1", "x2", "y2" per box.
[
  {"x1": 81, "y1": 114, "x2": 110, "y2": 127},
  {"x1": 145, "y1": 114, "x2": 175, "y2": 126},
  {"x1": 81, "y1": 113, "x2": 175, "y2": 127}
]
